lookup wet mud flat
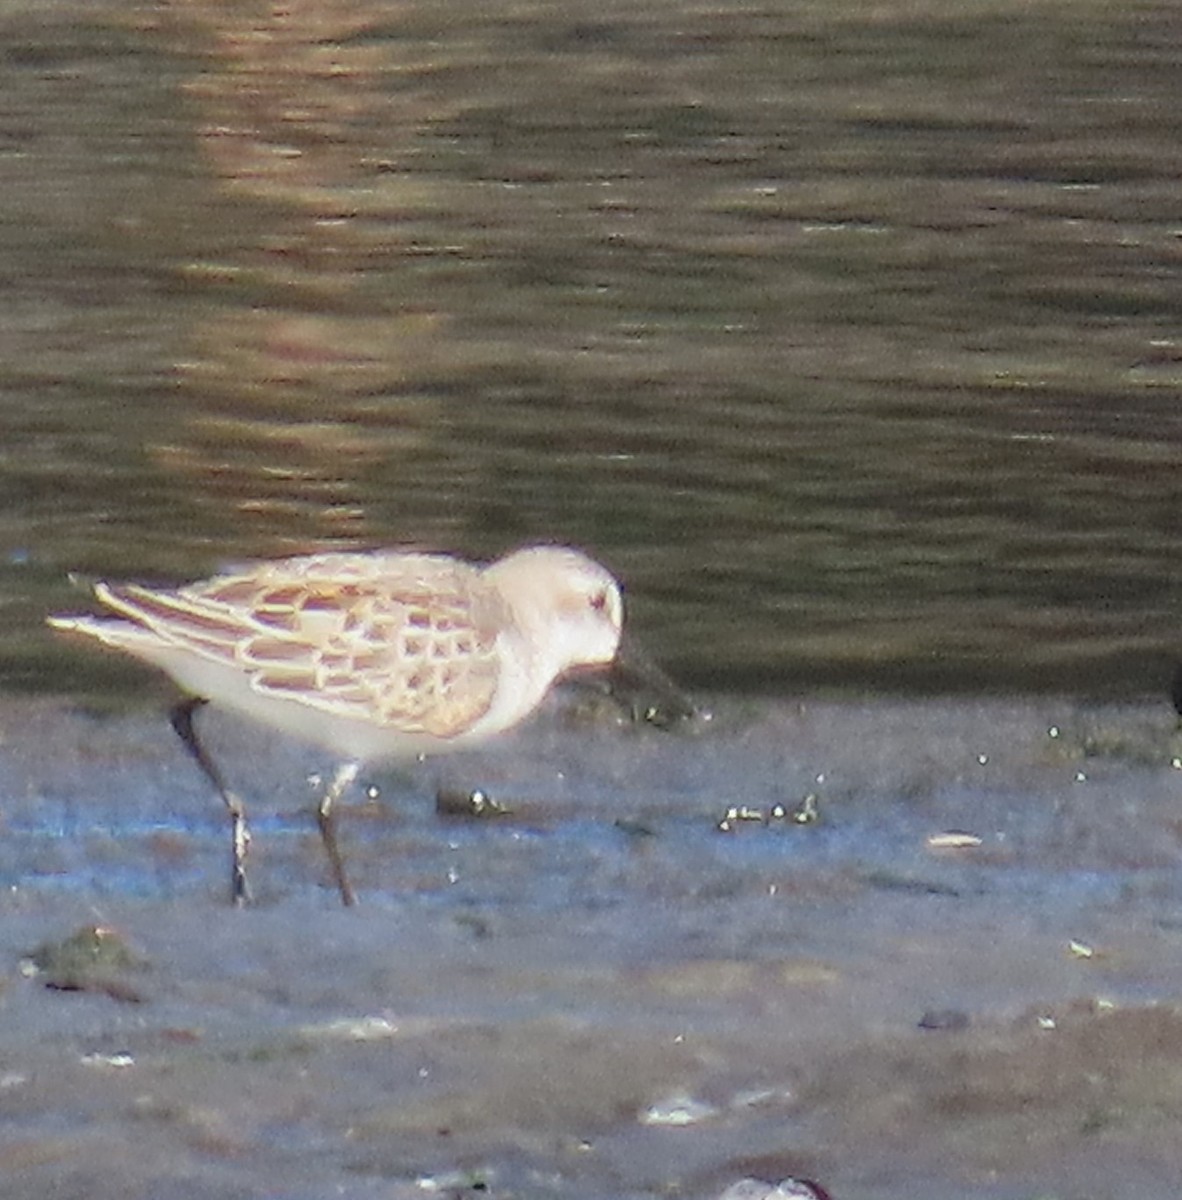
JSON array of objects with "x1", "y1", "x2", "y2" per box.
[{"x1": 1, "y1": 691, "x2": 1182, "y2": 1198}]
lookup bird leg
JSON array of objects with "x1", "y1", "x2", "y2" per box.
[
  {"x1": 169, "y1": 697, "x2": 252, "y2": 907},
  {"x1": 316, "y1": 761, "x2": 360, "y2": 907}
]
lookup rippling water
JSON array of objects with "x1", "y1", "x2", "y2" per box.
[{"x1": 6, "y1": 0, "x2": 1182, "y2": 701}]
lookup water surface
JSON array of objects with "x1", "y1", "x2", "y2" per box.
[{"x1": 4, "y1": 0, "x2": 1182, "y2": 695}]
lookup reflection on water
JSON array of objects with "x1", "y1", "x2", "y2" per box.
[{"x1": 5, "y1": 0, "x2": 1182, "y2": 696}]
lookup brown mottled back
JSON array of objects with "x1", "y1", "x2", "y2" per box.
[{"x1": 113, "y1": 553, "x2": 507, "y2": 737}]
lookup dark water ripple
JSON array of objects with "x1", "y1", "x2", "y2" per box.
[{"x1": 2, "y1": 1, "x2": 1182, "y2": 699}]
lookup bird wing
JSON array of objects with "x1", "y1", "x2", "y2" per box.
[{"x1": 96, "y1": 553, "x2": 505, "y2": 738}]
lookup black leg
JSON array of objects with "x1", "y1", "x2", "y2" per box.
[
  {"x1": 169, "y1": 697, "x2": 252, "y2": 907},
  {"x1": 316, "y1": 761, "x2": 359, "y2": 907}
]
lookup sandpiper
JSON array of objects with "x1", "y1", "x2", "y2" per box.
[{"x1": 48, "y1": 545, "x2": 689, "y2": 906}]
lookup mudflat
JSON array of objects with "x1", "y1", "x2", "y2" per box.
[{"x1": 0, "y1": 691, "x2": 1179, "y2": 1198}]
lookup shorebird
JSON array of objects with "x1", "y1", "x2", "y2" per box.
[{"x1": 48, "y1": 545, "x2": 690, "y2": 907}]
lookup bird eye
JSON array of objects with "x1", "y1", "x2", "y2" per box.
[{"x1": 589, "y1": 588, "x2": 609, "y2": 613}]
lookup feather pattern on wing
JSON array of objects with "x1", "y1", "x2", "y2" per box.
[{"x1": 98, "y1": 553, "x2": 506, "y2": 737}]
